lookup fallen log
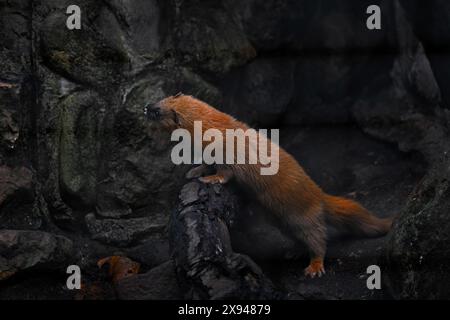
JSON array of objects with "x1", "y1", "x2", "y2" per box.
[{"x1": 169, "y1": 180, "x2": 279, "y2": 299}]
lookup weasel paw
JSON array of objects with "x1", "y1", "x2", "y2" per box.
[
  {"x1": 199, "y1": 175, "x2": 225, "y2": 184},
  {"x1": 304, "y1": 261, "x2": 325, "y2": 278}
]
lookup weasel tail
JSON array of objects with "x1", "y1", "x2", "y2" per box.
[{"x1": 324, "y1": 195, "x2": 392, "y2": 237}]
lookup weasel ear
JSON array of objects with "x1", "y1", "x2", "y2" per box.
[{"x1": 171, "y1": 109, "x2": 180, "y2": 126}]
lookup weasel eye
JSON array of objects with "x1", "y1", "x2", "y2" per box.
[{"x1": 146, "y1": 106, "x2": 162, "y2": 121}]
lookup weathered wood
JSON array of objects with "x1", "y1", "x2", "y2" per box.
[{"x1": 169, "y1": 181, "x2": 278, "y2": 300}]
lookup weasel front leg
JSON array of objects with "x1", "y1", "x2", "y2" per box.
[{"x1": 199, "y1": 166, "x2": 234, "y2": 185}]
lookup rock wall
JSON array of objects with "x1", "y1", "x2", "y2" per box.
[{"x1": 0, "y1": 0, "x2": 449, "y2": 299}]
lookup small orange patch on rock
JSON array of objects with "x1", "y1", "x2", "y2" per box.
[
  {"x1": 97, "y1": 256, "x2": 141, "y2": 283},
  {"x1": 0, "y1": 270, "x2": 16, "y2": 281},
  {"x1": 0, "y1": 82, "x2": 14, "y2": 89}
]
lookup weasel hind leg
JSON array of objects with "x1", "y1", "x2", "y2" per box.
[{"x1": 285, "y1": 209, "x2": 327, "y2": 278}]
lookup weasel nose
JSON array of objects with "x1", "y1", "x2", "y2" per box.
[{"x1": 144, "y1": 103, "x2": 161, "y2": 121}]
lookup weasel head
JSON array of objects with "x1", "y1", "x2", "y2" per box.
[{"x1": 144, "y1": 93, "x2": 199, "y2": 132}]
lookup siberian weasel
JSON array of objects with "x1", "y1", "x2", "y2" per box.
[{"x1": 145, "y1": 94, "x2": 392, "y2": 278}]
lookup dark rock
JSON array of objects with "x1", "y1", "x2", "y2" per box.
[
  {"x1": 95, "y1": 75, "x2": 187, "y2": 220},
  {"x1": 230, "y1": 0, "x2": 390, "y2": 52},
  {"x1": 221, "y1": 58, "x2": 296, "y2": 126},
  {"x1": 115, "y1": 260, "x2": 182, "y2": 300},
  {"x1": 170, "y1": 181, "x2": 279, "y2": 300},
  {"x1": 400, "y1": 0, "x2": 450, "y2": 108},
  {"x1": 125, "y1": 238, "x2": 170, "y2": 269},
  {"x1": 35, "y1": 72, "x2": 77, "y2": 225},
  {"x1": 176, "y1": 68, "x2": 223, "y2": 107},
  {"x1": 0, "y1": 230, "x2": 75, "y2": 281},
  {"x1": 0, "y1": 165, "x2": 40, "y2": 230},
  {"x1": 0, "y1": 166, "x2": 33, "y2": 207},
  {"x1": 85, "y1": 213, "x2": 167, "y2": 247},
  {"x1": 384, "y1": 154, "x2": 450, "y2": 299},
  {"x1": 230, "y1": 198, "x2": 303, "y2": 261},
  {"x1": 99, "y1": 0, "x2": 162, "y2": 69},
  {"x1": 58, "y1": 91, "x2": 106, "y2": 208},
  {"x1": 169, "y1": 0, "x2": 256, "y2": 75},
  {"x1": 0, "y1": 0, "x2": 32, "y2": 81},
  {"x1": 0, "y1": 108, "x2": 20, "y2": 151},
  {"x1": 40, "y1": 11, "x2": 128, "y2": 87}
]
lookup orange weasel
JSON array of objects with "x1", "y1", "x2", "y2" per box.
[{"x1": 145, "y1": 93, "x2": 392, "y2": 278}]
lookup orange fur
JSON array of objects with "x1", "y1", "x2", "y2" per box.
[{"x1": 151, "y1": 94, "x2": 392, "y2": 278}]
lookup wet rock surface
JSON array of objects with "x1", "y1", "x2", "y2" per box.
[
  {"x1": 170, "y1": 181, "x2": 278, "y2": 300},
  {"x1": 115, "y1": 260, "x2": 182, "y2": 300},
  {"x1": 0, "y1": 0, "x2": 449, "y2": 299},
  {"x1": 0, "y1": 230, "x2": 74, "y2": 280},
  {"x1": 85, "y1": 213, "x2": 167, "y2": 247}
]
